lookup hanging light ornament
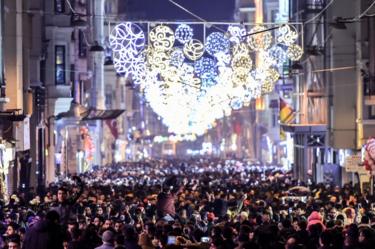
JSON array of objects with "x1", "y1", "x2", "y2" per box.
[
  {"x1": 232, "y1": 42, "x2": 250, "y2": 55},
  {"x1": 147, "y1": 49, "x2": 171, "y2": 73},
  {"x1": 247, "y1": 25, "x2": 272, "y2": 51},
  {"x1": 227, "y1": 25, "x2": 246, "y2": 44},
  {"x1": 287, "y1": 44, "x2": 303, "y2": 61},
  {"x1": 175, "y1": 24, "x2": 194, "y2": 44},
  {"x1": 108, "y1": 22, "x2": 303, "y2": 137},
  {"x1": 183, "y1": 39, "x2": 205, "y2": 61},
  {"x1": 277, "y1": 25, "x2": 298, "y2": 46},
  {"x1": 231, "y1": 54, "x2": 253, "y2": 72},
  {"x1": 109, "y1": 22, "x2": 145, "y2": 77},
  {"x1": 170, "y1": 48, "x2": 185, "y2": 67},
  {"x1": 268, "y1": 45, "x2": 288, "y2": 67},
  {"x1": 205, "y1": 32, "x2": 231, "y2": 56},
  {"x1": 194, "y1": 57, "x2": 217, "y2": 76},
  {"x1": 149, "y1": 25, "x2": 175, "y2": 51}
]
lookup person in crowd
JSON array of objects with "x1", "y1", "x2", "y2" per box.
[{"x1": 95, "y1": 230, "x2": 115, "y2": 249}]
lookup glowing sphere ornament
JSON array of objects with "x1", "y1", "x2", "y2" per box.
[
  {"x1": 231, "y1": 55, "x2": 253, "y2": 72},
  {"x1": 231, "y1": 70, "x2": 250, "y2": 87},
  {"x1": 149, "y1": 25, "x2": 175, "y2": 51},
  {"x1": 170, "y1": 48, "x2": 185, "y2": 67},
  {"x1": 232, "y1": 43, "x2": 250, "y2": 56},
  {"x1": 205, "y1": 32, "x2": 231, "y2": 56},
  {"x1": 227, "y1": 25, "x2": 246, "y2": 44},
  {"x1": 194, "y1": 57, "x2": 217, "y2": 77},
  {"x1": 268, "y1": 46, "x2": 288, "y2": 67},
  {"x1": 201, "y1": 72, "x2": 218, "y2": 88},
  {"x1": 109, "y1": 22, "x2": 145, "y2": 53},
  {"x1": 183, "y1": 39, "x2": 204, "y2": 61},
  {"x1": 175, "y1": 24, "x2": 194, "y2": 44},
  {"x1": 147, "y1": 50, "x2": 171, "y2": 73},
  {"x1": 277, "y1": 25, "x2": 298, "y2": 46},
  {"x1": 247, "y1": 25, "x2": 272, "y2": 51},
  {"x1": 287, "y1": 44, "x2": 303, "y2": 61}
]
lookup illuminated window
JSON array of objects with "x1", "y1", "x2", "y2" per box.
[{"x1": 55, "y1": 46, "x2": 66, "y2": 85}]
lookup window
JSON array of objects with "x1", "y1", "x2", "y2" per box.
[
  {"x1": 55, "y1": 46, "x2": 66, "y2": 85},
  {"x1": 78, "y1": 30, "x2": 87, "y2": 58},
  {"x1": 55, "y1": 0, "x2": 65, "y2": 14}
]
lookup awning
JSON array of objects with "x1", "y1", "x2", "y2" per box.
[
  {"x1": 56, "y1": 102, "x2": 125, "y2": 121},
  {"x1": 82, "y1": 109, "x2": 125, "y2": 120},
  {"x1": 0, "y1": 109, "x2": 27, "y2": 121}
]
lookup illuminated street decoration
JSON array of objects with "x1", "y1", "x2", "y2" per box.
[
  {"x1": 175, "y1": 24, "x2": 194, "y2": 44},
  {"x1": 170, "y1": 48, "x2": 185, "y2": 67},
  {"x1": 277, "y1": 25, "x2": 298, "y2": 46},
  {"x1": 287, "y1": 44, "x2": 303, "y2": 61},
  {"x1": 247, "y1": 25, "x2": 272, "y2": 51},
  {"x1": 109, "y1": 22, "x2": 145, "y2": 78},
  {"x1": 268, "y1": 45, "x2": 288, "y2": 67},
  {"x1": 183, "y1": 39, "x2": 205, "y2": 61},
  {"x1": 194, "y1": 57, "x2": 217, "y2": 77},
  {"x1": 205, "y1": 32, "x2": 231, "y2": 56},
  {"x1": 227, "y1": 25, "x2": 246, "y2": 44},
  {"x1": 149, "y1": 25, "x2": 175, "y2": 51},
  {"x1": 109, "y1": 22, "x2": 303, "y2": 136},
  {"x1": 231, "y1": 54, "x2": 253, "y2": 72}
]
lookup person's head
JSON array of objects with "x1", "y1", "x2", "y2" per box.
[
  {"x1": 262, "y1": 211, "x2": 271, "y2": 223},
  {"x1": 57, "y1": 187, "x2": 67, "y2": 203},
  {"x1": 8, "y1": 235, "x2": 21, "y2": 249},
  {"x1": 46, "y1": 210, "x2": 60, "y2": 224},
  {"x1": 6, "y1": 223, "x2": 18, "y2": 236},
  {"x1": 102, "y1": 219, "x2": 112, "y2": 230},
  {"x1": 102, "y1": 230, "x2": 115, "y2": 244},
  {"x1": 93, "y1": 216, "x2": 102, "y2": 227},
  {"x1": 67, "y1": 220, "x2": 78, "y2": 232},
  {"x1": 114, "y1": 221, "x2": 123, "y2": 232},
  {"x1": 285, "y1": 237, "x2": 296, "y2": 249},
  {"x1": 359, "y1": 227, "x2": 374, "y2": 243}
]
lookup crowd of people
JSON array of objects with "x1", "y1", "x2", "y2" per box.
[{"x1": 0, "y1": 158, "x2": 375, "y2": 249}]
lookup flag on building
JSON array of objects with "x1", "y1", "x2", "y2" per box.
[
  {"x1": 105, "y1": 119, "x2": 119, "y2": 139},
  {"x1": 279, "y1": 98, "x2": 295, "y2": 140}
]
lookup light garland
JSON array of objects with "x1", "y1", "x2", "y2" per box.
[{"x1": 109, "y1": 22, "x2": 303, "y2": 136}]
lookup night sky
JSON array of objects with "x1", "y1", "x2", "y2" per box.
[{"x1": 120, "y1": 0, "x2": 236, "y2": 22}]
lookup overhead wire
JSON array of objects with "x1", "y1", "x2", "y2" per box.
[
  {"x1": 167, "y1": 0, "x2": 226, "y2": 33},
  {"x1": 304, "y1": 0, "x2": 336, "y2": 25},
  {"x1": 353, "y1": 0, "x2": 375, "y2": 20}
]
